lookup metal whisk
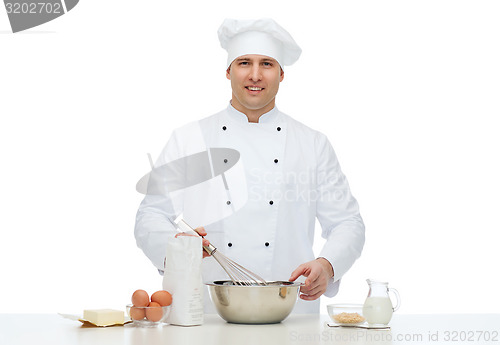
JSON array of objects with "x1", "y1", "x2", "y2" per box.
[{"x1": 175, "y1": 219, "x2": 267, "y2": 286}]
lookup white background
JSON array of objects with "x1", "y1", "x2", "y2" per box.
[{"x1": 1, "y1": 0, "x2": 499, "y2": 315}]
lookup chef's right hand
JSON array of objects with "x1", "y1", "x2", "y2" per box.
[{"x1": 175, "y1": 226, "x2": 211, "y2": 258}]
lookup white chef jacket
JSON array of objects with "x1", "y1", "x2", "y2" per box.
[{"x1": 135, "y1": 104, "x2": 365, "y2": 313}]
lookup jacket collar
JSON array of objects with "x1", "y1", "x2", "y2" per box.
[{"x1": 227, "y1": 102, "x2": 280, "y2": 124}]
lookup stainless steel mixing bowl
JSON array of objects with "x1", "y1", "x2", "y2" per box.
[{"x1": 206, "y1": 280, "x2": 302, "y2": 324}]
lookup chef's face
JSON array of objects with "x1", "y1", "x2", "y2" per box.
[{"x1": 226, "y1": 54, "x2": 284, "y2": 119}]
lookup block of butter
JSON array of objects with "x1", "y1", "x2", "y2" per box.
[{"x1": 81, "y1": 309, "x2": 125, "y2": 327}]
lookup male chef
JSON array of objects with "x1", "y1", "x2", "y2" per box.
[{"x1": 135, "y1": 18, "x2": 365, "y2": 313}]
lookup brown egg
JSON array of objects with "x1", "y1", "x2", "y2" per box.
[
  {"x1": 131, "y1": 289, "x2": 149, "y2": 307},
  {"x1": 146, "y1": 302, "x2": 163, "y2": 322},
  {"x1": 129, "y1": 306, "x2": 145, "y2": 320},
  {"x1": 151, "y1": 290, "x2": 172, "y2": 307}
]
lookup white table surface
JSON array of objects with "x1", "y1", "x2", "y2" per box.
[{"x1": 1, "y1": 313, "x2": 499, "y2": 345}]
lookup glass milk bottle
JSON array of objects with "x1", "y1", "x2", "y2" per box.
[{"x1": 362, "y1": 279, "x2": 401, "y2": 325}]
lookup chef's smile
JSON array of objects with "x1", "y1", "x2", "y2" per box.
[{"x1": 246, "y1": 86, "x2": 264, "y2": 93}]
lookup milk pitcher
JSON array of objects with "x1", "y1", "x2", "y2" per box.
[{"x1": 362, "y1": 279, "x2": 400, "y2": 325}]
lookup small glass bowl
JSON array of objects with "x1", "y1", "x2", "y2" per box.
[
  {"x1": 126, "y1": 304, "x2": 170, "y2": 327},
  {"x1": 327, "y1": 304, "x2": 366, "y2": 326}
]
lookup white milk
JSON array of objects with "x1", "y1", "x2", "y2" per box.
[{"x1": 362, "y1": 297, "x2": 394, "y2": 325}]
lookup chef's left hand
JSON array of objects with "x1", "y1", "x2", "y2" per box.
[{"x1": 288, "y1": 258, "x2": 334, "y2": 301}]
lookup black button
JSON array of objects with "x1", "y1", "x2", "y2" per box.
[
  {"x1": 269, "y1": 200, "x2": 274, "y2": 205},
  {"x1": 228, "y1": 243, "x2": 232, "y2": 247},
  {"x1": 224, "y1": 159, "x2": 228, "y2": 163},
  {"x1": 274, "y1": 159, "x2": 278, "y2": 163},
  {"x1": 265, "y1": 242, "x2": 270, "y2": 247},
  {"x1": 222, "y1": 126, "x2": 227, "y2": 131},
  {"x1": 277, "y1": 127, "x2": 281, "y2": 131},
  {"x1": 226, "y1": 200, "x2": 231, "y2": 205}
]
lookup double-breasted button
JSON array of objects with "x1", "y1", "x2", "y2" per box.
[
  {"x1": 224, "y1": 159, "x2": 228, "y2": 163},
  {"x1": 226, "y1": 200, "x2": 231, "y2": 205},
  {"x1": 228, "y1": 242, "x2": 232, "y2": 247},
  {"x1": 276, "y1": 126, "x2": 281, "y2": 131},
  {"x1": 222, "y1": 126, "x2": 227, "y2": 131},
  {"x1": 274, "y1": 159, "x2": 279, "y2": 163},
  {"x1": 269, "y1": 200, "x2": 274, "y2": 205},
  {"x1": 265, "y1": 242, "x2": 270, "y2": 247}
]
